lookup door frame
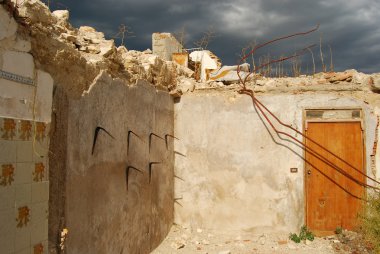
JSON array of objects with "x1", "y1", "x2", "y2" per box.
[{"x1": 302, "y1": 107, "x2": 367, "y2": 234}]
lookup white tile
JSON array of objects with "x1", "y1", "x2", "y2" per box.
[
  {"x1": 30, "y1": 202, "x2": 48, "y2": 226},
  {"x1": 2, "y1": 51, "x2": 35, "y2": 78},
  {"x1": 30, "y1": 219, "x2": 47, "y2": 245},
  {"x1": 31, "y1": 182, "x2": 49, "y2": 203},
  {"x1": 15, "y1": 163, "x2": 33, "y2": 185},
  {"x1": 32, "y1": 141, "x2": 49, "y2": 161},
  {"x1": 0, "y1": 140, "x2": 17, "y2": 162},
  {"x1": 16, "y1": 141, "x2": 33, "y2": 163},
  {"x1": 0, "y1": 208, "x2": 16, "y2": 235},
  {"x1": 0, "y1": 229, "x2": 14, "y2": 254},
  {"x1": 14, "y1": 248, "x2": 29, "y2": 254},
  {"x1": 0, "y1": 185, "x2": 15, "y2": 211},
  {"x1": 15, "y1": 184, "x2": 31, "y2": 206}
]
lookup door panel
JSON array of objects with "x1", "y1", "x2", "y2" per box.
[{"x1": 305, "y1": 122, "x2": 364, "y2": 234}]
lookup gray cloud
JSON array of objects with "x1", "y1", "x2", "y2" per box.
[{"x1": 46, "y1": 0, "x2": 380, "y2": 73}]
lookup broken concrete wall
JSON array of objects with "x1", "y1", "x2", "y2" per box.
[
  {"x1": 64, "y1": 72, "x2": 174, "y2": 253},
  {"x1": 174, "y1": 90, "x2": 379, "y2": 234},
  {"x1": 152, "y1": 33, "x2": 183, "y2": 61},
  {"x1": 0, "y1": 3, "x2": 53, "y2": 254}
]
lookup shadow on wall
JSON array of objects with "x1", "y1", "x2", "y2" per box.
[{"x1": 49, "y1": 75, "x2": 176, "y2": 254}]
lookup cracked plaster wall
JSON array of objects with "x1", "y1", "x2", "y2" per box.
[{"x1": 174, "y1": 91, "x2": 379, "y2": 234}]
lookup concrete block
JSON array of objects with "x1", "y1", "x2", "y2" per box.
[
  {"x1": 31, "y1": 181, "x2": 48, "y2": 203},
  {"x1": 2, "y1": 51, "x2": 35, "y2": 79},
  {"x1": 16, "y1": 141, "x2": 33, "y2": 162},
  {"x1": 0, "y1": 186, "x2": 15, "y2": 211},
  {"x1": 15, "y1": 183, "x2": 31, "y2": 206},
  {"x1": 14, "y1": 163, "x2": 33, "y2": 184},
  {"x1": 0, "y1": 7, "x2": 17, "y2": 40},
  {"x1": 0, "y1": 140, "x2": 17, "y2": 162}
]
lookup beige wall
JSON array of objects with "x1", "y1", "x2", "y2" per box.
[
  {"x1": 174, "y1": 92, "x2": 378, "y2": 234},
  {"x1": 64, "y1": 73, "x2": 175, "y2": 253}
]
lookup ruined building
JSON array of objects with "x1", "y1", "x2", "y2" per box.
[{"x1": 1, "y1": 1, "x2": 380, "y2": 254}]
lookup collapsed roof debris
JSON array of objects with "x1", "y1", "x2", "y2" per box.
[{"x1": 4, "y1": 0, "x2": 379, "y2": 100}]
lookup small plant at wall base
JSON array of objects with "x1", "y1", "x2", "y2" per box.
[
  {"x1": 359, "y1": 192, "x2": 380, "y2": 253},
  {"x1": 335, "y1": 226, "x2": 343, "y2": 235},
  {"x1": 289, "y1": 225, "x2": 315, "y2": 243}
]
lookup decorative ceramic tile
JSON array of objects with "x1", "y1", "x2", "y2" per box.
[
  {"x1": 18, "y1": 120, "x2": 32, "y2": 141},
  {"x1": 16, "y1": 206, "x2": 30, "y2": 228},
  {"x1": 1, "y1": 118, "x2": 16, "y2": 140},
  {"x1": 32, "y1": 163, "x2": 45, "y2": 182},
  {"x1": 0, "y1": 164, "x2": 15, "y2": 186},
  {"x1": 33, "y1": 243, "x2": 44, "y2": 254},
  {"x1": 35, "y1": 122, "x2": 47, "y2": 142}
]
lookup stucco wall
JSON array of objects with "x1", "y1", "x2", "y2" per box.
[
  {"x1": 64, "y1": 72, "x2": 174, "y2": 253},
  {"x1": 174, "y1": 91, "x2": 378, "y2": 234}
]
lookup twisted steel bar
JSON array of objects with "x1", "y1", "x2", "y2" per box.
[{"x1": 235, "y1": 26, "x2": 379, "y2": 193}]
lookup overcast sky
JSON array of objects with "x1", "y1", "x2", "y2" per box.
[{"x1": 47, "y1": 0, "x2": 380, "y2": 74}]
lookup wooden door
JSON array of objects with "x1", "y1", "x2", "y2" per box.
[{"x1": 305, "y1": 122, "x2": 365, "y2": 234}]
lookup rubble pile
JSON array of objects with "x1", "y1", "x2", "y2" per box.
[
  {"x1": 6, "y1": 0, "x2": 194, "y2": 98},
  {"x1": 3, "y1": 0, "x2": 379, "y2": 99}
]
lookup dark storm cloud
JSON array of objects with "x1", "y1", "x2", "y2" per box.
[{"x1": 47, "y1": 0, "x2": 380, "y2": 73}]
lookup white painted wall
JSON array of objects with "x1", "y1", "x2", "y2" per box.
[{"x1": 174, "y1": 92, "x2": 377, "y2": 233}]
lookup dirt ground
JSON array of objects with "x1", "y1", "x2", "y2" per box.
[{"x1": 151, "y1": 225, "x2": 372, "y2": 254}]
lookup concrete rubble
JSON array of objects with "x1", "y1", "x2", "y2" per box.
[
  {"x1": 4, "y1": 0, "x2": 379, "y2": 99},
  {"x1": 1, "y1": 1, "x2": 380, "y2": 254}
]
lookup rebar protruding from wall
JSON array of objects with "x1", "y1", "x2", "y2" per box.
[
  {"x1": 174, "y1": 151, "x2": 186, "y2": 157},
  {"x1": 149, "y1": 133, "x2": 164, "y2": 153},
  {"x1": 126, "y1": 166, "x2": 143, "y2": 191},
  {"x1": 174, "y1": 175, "x2": 185, "y2": 181},
  {"x1": 237, "y1": 25, "x2": 319, "y2": 86},
  {"x1": 235, "y1": 26, "x2": 380, "y2": 197},
  {"x1": 127, "y1": 130, "x2": 142, "y2": 155},
  {"x1": 174, "y1": 197, "x2": 183, "y2": 207},
  {"x1": 91, "y1": 126, "x2": 115, "y2": 155},
  {"x1": 165, "y1": 134, "x2": 179, "y2": 150},
  {"x1": 148, "y1": 162, "x2": 161, "y2": 183}
]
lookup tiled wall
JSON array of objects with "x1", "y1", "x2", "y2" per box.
[{"x1": 0, "y1": 117, "x2": 49, "y2": 254}]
